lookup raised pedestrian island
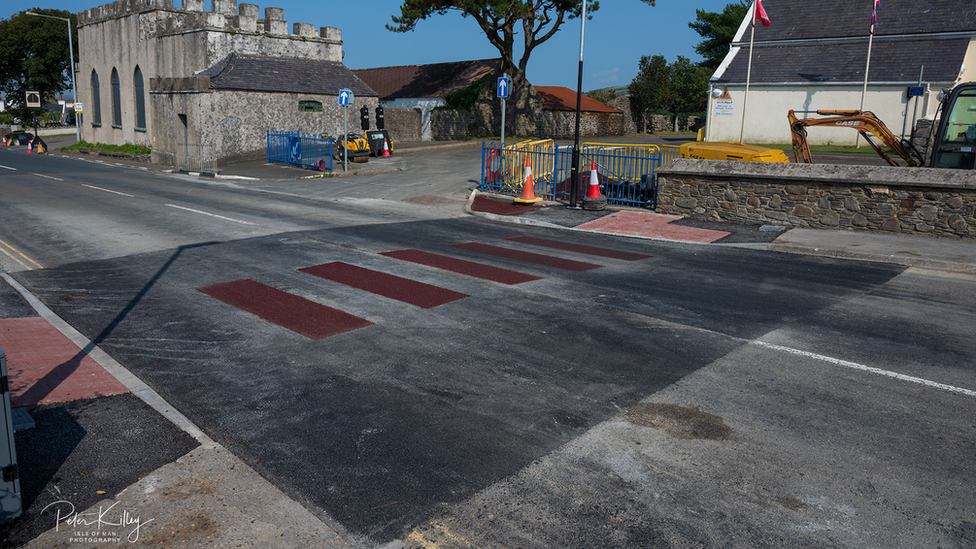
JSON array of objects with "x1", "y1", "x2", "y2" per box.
[{"x1": 657, "y1": 159, "x2": 976, "y2": 239}]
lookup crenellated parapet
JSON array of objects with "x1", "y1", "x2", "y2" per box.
[{"x1": 77, "y1": 0, "x2": 342, "y2": 45}]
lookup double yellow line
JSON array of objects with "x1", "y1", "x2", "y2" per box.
[{"x1": 0, "y1": 238, "x2": 43, "y2": 270}]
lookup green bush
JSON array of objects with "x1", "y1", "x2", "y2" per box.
[
  {"x1": 61, "y1": 140, "x2": 151, "y2": 155},
  {"x1": 442, "y1": 79, "x2": 483, "y2": 111}
]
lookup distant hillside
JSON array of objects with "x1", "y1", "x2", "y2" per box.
[{"x1": 584, "y1": 85, "x2": 629, "y2": 104}]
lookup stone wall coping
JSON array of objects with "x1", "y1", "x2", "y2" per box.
[
  {"x1": 77, "y1": 0, "x2": 341, "y2": 44},
  {"x1": 659, "y1": 158, "x2": 976, "y2": 191}
]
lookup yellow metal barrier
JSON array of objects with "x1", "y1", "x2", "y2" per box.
[
  {"x1": 580, "y1": 142, "x2": 662, "y2": 182},
  {"x1": 660, "y1": 145, "x2": 681, "y2": 165},
  {"x1": 502, "y1": 139, "x2": 556, "y2": 193}
]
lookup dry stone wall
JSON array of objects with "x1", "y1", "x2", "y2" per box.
[
  {"x1": 383, "y1": 107, "x2": 421, "y2": 143},
  {"x1": 657, "y1": 159, "x2": 976, "y2": 238}
]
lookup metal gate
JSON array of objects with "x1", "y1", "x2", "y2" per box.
[
  {"x1": 267, "y1": 131, "x2": 333, "y2": 172},
  {"x1": 481, "y1": 141, "x2": 664, "y2": 208}
]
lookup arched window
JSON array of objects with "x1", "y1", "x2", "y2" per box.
[
  {"x1": 134, "y1": 66, "x2": 146, "y2": 130},
  {"x1": 111, "y1": 68, "x2": 121, "y2": 128},
  {"x1": 91, "y1": 70, "x2": 102, "y2": 126}
]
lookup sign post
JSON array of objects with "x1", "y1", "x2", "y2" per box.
[
  {"x1": 338, "y1": 88, "x2": 353, "y2": 172},
  {"x1": 26, "y1": 91, "x2": 40, "y2": 147},
  {"x1": 497, "y1": 75, "x2": 510, "y2": 148}
]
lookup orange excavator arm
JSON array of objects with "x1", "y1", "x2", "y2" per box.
[{"x1": 788, "y1": 109, "x2": 922, "y2": 167}]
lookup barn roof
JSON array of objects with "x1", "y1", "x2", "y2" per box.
[
  {"x1": 352, "y1": 59, "x2": 500, "y2": 100},
  {"x1": 534, "y1": 86, "x2": 622, "y2": 113}
]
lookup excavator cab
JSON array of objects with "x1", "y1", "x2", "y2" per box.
[{"x1": 931, "y1": 84, "x2": 976, "y2": 169}]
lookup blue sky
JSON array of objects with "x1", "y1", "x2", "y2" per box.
[{"x1": 5, "y1": 0, "x2": 737, "y2": 92}]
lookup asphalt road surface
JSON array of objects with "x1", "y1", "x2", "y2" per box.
[{"x1": 1, "y1": 146, "x2": 974, "y2": 548}]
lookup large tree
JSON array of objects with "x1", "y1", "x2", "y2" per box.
[
  {"x1": 688, "y1": 1, "x2": 748, "y2": 71},
  {"x1": 628, "y1": 54, "x2": 670, "y2": 131},
  {"x1": 0, "y1": 9, "x2": 79, "y2": 118},
  {"x1": 667, "y1": 56, "x2": 709, "y2": 115},
  {"x1": 388, "y1": 0, "x2": 656, "y2": 130}
]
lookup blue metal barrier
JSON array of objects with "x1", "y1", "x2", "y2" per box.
[
  {"x1": 267, "y1": 131, "x2": 333, "y2": 172},
  {"x1": 481, "y1": 141, "x2": 662, "y2": 208}
]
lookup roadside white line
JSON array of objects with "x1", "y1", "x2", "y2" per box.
[
  {"x1": 0, "y1": 271, "x2": 212, "y2": 445},
  {"x1": 31, "y1": 172, "x2": 64, "y2": 181},
  {"x1": 0, "y1": 165, "x2": 15, "y2": 171},
  {"x1": 752, "y1": 340, "x2": 976, "y2": 398},
  {"x1": 165, "y1": 203, "x2": 256, "y2": 225},
  {"x1": 83, "y1": 184, "x2": 134, "y2": 197}
]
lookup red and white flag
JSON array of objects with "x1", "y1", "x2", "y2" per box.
[
  {"x1": 755, "y1": 0, "x2": 771, "y2": 27},
  {"x1": 870, "y1": 0, "x2": 880, "y2": 34}
]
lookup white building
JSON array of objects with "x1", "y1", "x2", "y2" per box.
[{"x1": 706, "y1": 0, "x2": 976, "y2": 146}]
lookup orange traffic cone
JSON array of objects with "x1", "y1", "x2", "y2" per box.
[
  {"x1": 585, "y1": 162, "x2": 603, "y2": 199},
  {"x1": 27, "y1": 139, "x2": 32, "y2": 153},
  {"x1": 382, "y1": 138, "x2": 390, "y2": 157},
  {"x1": 2, "y1": 136, "x2": 6, "y2": 146},
  {"x1": 513, "y1": 157, "x2": 542, "y2": 204},
  {"x1": 582, "y1": 161, "x2": 607, "y2": 211}
]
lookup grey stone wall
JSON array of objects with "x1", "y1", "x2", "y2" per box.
[
  {"x1": 657, "y1": 159, "x2": 976, "y2": 238},
  {"x1": 605, "y1": 96, "x2": 703, "y2": 135},
  {"x1": 537, "y1": 111, "x2": 624, "y2": 139},
  {"x1": 913, "y1": 118, "x2": 936, "y2": 164},
  {"x1": 150, "y1": 84, "x2": 377, "y2": 165},
  {"x1": 431, "y1": 109, "x2": 476, "y2": 141},
  {"x1": 383, "y1": 107, "x2": 421, "y2": 142}
]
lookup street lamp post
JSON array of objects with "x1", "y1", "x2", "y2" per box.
[{"x1": 26, "y1": 11, "x2": 79, "y2": 142}]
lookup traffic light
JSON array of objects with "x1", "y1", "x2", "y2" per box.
[
  {"x1": 360, "y1": 105, "x2": 370, "y2": 131},
  {"x1": 375, "y1": 106, "x2": 385, "y2": 130}
]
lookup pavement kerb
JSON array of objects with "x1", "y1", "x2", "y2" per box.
[
  {"x1": 0, "y1": 271, "x2": 213, "y2": 445},
  {"x1": 464, "y1": 190, "x2": 723, "y2": 246},
  {"x1": 767, "y1": 242, "x2": 976, "y2": 275},
  {"x1": 464, "y1": 192, "x2": 976, "y2": 274}
]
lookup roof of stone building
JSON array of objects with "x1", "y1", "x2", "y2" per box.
[
  {"x1": 352, "y1": 59, "x2": 500, "y2": 99},
  {"x1": 715, "y1": 0, "x2": 976, "y2": 84},
  {"x1": 197, "y1": 54, "x2": 378, "y2": 96},
  {"x1": 534, "y1": 86, "x2": 622, "y2": 113}
]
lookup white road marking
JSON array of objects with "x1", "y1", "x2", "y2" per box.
[
  {"x1": 31, "y1": 173, "x2": 64, "y2": 181},
  {"x1": 0, "y1": 165, "x2": 15, "y2": 171},
  {"x1": 752, "y1": 340, "x2": 976, "y2": 398},
  {"x1": 165, "y1": 204, "x2": 255, "y2": 225},
  {"x1": 83, "y1": 184, "x2": 134, "y2": 197}
]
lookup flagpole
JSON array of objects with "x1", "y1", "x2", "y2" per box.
[
  {"x1": 739, "y1": 1, "x2": 757, "y2": 144},
  {"x1": 858, "y1": 0, "x2": 878, "y2": 148}
]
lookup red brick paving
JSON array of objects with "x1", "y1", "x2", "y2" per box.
[
  {"x1": 575, "y1": 211, "x2": 730, "y2": 243},
  {"x1": 0, "y1": 317, "x2": 129, "y2": 408},
  {"x1": 470, "y1": 195, "x2": 545, "y2": 216}
]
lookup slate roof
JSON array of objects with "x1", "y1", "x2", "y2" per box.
[
  {"x1": 197, "y1": 54, "x2": 378, "y2": 97},
  {"x1": 534, "y1": 86, "x2": 622, "y2": 113},
  {"x1": 352, "y1": 59, "x2": 500, "y2": 99},
  {"x1": 715, "y1": 0, "x2": 976, "y2": 84}
]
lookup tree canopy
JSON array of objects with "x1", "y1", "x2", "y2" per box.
[
  {"x1": 388, "y1": 0, "x2": 656, "y2": 99},
  {"x1": 629, "y1": 54, "x2": 709, "y2": 128},
  {"x1": 0, "y1": 9, "x2": 78, "y2": 117},
  {"x1": 688, "y1": 1, "x2": 748, "y2": 71}
]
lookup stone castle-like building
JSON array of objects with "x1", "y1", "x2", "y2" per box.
[{"x1": 77, "y1": 0, "x2": 377, "y2": 165}]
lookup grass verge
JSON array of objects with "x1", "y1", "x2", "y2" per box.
[{"x1": 61, "y1": 140, "x2": 151, "y2": 155}]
